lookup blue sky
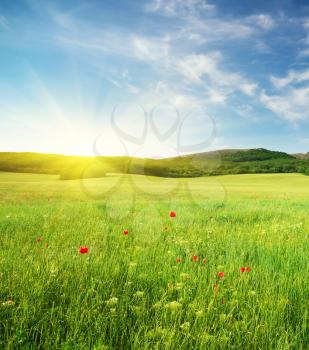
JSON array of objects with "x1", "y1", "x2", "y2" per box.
[{"x1": 0, "y1": 0, "x2": 309, "y2": 157}]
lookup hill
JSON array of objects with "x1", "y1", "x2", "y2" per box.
[
  {"x1": 0, "y1": 148, "x2": 309, "y2": 179},
  {"x1": 293, "y1": 152, "x2": 309, "y2": 159}
]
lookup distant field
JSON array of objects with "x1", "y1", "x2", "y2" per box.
[{"x1": 0, "y1": 172, "x2": 308, "y2": 349}]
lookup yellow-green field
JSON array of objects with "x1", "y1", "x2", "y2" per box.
[{"x1": 0, "y1": 172, "x2": 308, "y2": 349}]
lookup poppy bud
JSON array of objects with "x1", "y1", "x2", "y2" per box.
[{"x1": 79, "y1": 246, "x2": 89, "y2": 254}]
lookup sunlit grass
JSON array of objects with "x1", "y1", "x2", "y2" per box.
[{"x1": 0, "y1": 172, "x2": 308, "y2": 349}]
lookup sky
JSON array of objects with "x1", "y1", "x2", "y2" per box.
[{"x1": 0, "y1": 0, "x2": 309, "y2": 158}]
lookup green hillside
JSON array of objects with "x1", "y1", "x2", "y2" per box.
[{"x1": 0, "y1": 148, "x2": 309, "y2": 179}]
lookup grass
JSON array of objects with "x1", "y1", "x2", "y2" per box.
[{"x1": 0, "y1": 172, "x2": 308, "y2": 349}]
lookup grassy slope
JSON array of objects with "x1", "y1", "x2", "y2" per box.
[
  {"x1": 1, "y1": 149, "x2": 309, "y2": 179},
  {"x1": 0, "y1": 172, "x2": 308, "y2": 349}
]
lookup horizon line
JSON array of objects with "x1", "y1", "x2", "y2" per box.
[{"x1": 0, "y1": 147, "x2": 308, "y2": 160}]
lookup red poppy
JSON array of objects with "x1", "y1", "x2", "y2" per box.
[
  {"x1": 36, "y1": 237, "x2": 42, "y2": 243},
  {"x1": 193, "y1": 255, "x2": 198, "y2": 262},
  {"x1": 217, "y1": 271, "x2": 225, "y2": 278},
  {"x1": 240, "y1": 266, "x2": 246, "y2": 273},
  {"x1": 123, "y1": 229, "x2": 129, "y2": 235},
  {"x1": 203, "y1": 258, "x2": 207, "y2": 264},
  {"x1": 246, "y1": 266, "x2": 251, "y2": 272},
  {"x1": 169, "y1": 211, "x2": 176, "y2": 218},
  {"x1": 79, "y1": 246, "x2": 89, "y2": 254},
  {"x1": 176, "y1": 258, "x2": 182, "y2": 263}
]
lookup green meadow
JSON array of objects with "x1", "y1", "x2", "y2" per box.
[{"x1": 0, "y1": 172, "x2": 308, "y2": 349}]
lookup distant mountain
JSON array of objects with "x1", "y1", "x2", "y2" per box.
[
  {"x1": 0, "y1": 148, "x2": 308, "y2": 179},
  {"x1": 293, "y1": 152, "x2": 309, "y2": 159},
  {"x1": 185, "y1": 148, "x2": 295, "y2": 161},
  {"x1": 181, "y1": 149, "x2": 248, "y2": 159}
]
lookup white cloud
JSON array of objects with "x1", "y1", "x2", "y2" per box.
[
  {"x1": 239, "y1": 82, "x2": 258, "y2": 96},
  {"x1": 153, "y1": 81, "x2": 206, "y2": 112},
  {"x1": 206, "y1": 88, "x2": 226, "y2": 104},
  {"x1": 271, "y1": 69, "x2": 309, "y2": 88},
  {"x1": 146, "y1": 0, "x2": 215, "y2": 17},
  {"x1": 262, "y1": 69, "x2": 309, "y2": 121},
  {"x1": 132, "y1": 35, "x2": 170, "y2": 66},
  {"x1": 175, "y1": 53, "x2": 257, "y2": 97},
  {"x1": 177, "y1": 13, "x2": 275, "y2": 48},
  {"x1": 261, "y1": 87, "x2": 309, "y2": 122},
  {"x1": 146, "y1": 0, "x2": 257, "y2": 44},
  {"x1": 7, "y1": 2, "x2": 259, "y2": 123},
  {"x1": 175, "y1": 53, "x2": 219, "y2": 83},
  {"x1": 247, "y1": 14, "x2": 276, "y2": 30},
  {"x1": 49, "y1": 10, "x2": 258, "y2": 107},
  {"x1": 184, "y1": 18, "x2": 255, "y2": 43}
]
